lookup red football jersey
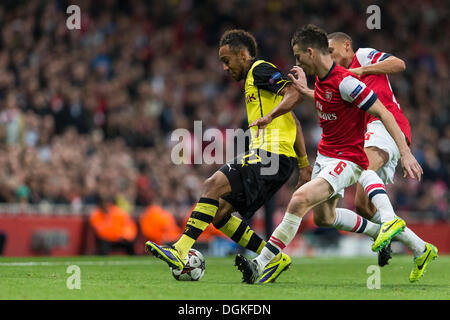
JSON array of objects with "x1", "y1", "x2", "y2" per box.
[
  {"x1": 314, "y1": 62, "x2": 378, "y2": 169},
  {"x1": 350, "y1": 48, "x2": 411, "y2": 144}
]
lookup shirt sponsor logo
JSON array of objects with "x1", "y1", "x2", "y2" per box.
[
  {"x1": 316, "y1": 100, "x2": 323, "y2": 111},
  {"x1": 316, "y1": 101, "x2": 337, "y2": 120},
  {"x1": 317, "y1": 110, "x2": 337, "y2": 121},
  {"x1": 246, "y1": 93, "x2": 256, "y2": 103}
]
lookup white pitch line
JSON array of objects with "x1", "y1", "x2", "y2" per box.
[
  {"x1": 0, "y1": 260, "x2": 155, "y2": 267},
  {"x1": 0, "y1": 256, "x2": 379, "y2": 267}
]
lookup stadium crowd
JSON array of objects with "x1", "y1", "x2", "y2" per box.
[{"x1": 0, "y1": 0, "x2": 448, "y2": 225}]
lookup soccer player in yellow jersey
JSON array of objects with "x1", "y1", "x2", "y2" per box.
[{"x1": 146, "y1": 29, "x2": 312, "y2": 283}]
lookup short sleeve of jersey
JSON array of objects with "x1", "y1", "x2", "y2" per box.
[
  {"x1": 339, "y1": 75, "x2": 378, "y2": 111},
  {"x1": 252, "y1": 62, "x2": 290, "y2": 95},
  {"x1": 355, "y1": 48, "x2": 392, "y2": 67}
]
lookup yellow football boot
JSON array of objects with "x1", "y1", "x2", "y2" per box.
[
  {"x1": 145, "y1": 241, "x2": 185, "y2": 270},
  {"x1": 258, "y1": 253, "x2": 292, "y2": 284},
  {"x1": 372, "y1": 217, "x2": 406, "y2": 252},
  {"x1": 409, "y1": 243, "x2": 438, "y2": 283}
]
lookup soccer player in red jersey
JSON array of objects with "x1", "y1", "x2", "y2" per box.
[
  {"x1": 277, "y1": 32, "x2": 438, "y2": 282},
  {"x1": 326, "y1": 32, "x2": 437, "y2": 281},
  {"x1": 235, "y1": 24, "x2": 425, "y2": 284}
]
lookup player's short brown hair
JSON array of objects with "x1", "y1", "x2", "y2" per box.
[
  {"x1": 219, "y1": 29, "x2": 258, "y2": 58},
  {"x1": 291, "y1": 24, "x2": 329, "y2": 54},
  {"x1": 328, "y1": 32, "x2": 353, "y2": 43}
]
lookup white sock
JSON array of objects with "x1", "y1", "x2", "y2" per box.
[
  {"x1": 372, "y1": 211, "x2": 426, "y2": 256},
  {"x1": 333, "y1": 208, "x2": 379, "y2": 239},
  {"x1": 396, "y1": 228, "x2": 427, "y2": 257},
  {"x1": 370, "y1": 211, "x2": 382, "y2": 224},
  {"x1": 254, "y1": 212, "x2": 302, "y2": 272},
  {"x1": 358, "y1": 170, "x2": 396, "y2": 223}
]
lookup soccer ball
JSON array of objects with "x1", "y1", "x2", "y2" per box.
[{"x1": 171, "y1": 249, "x2": 206, "y2": 281}]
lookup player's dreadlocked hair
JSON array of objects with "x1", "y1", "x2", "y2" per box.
[
  {"x1": 291, "y1": 24, "x2": 329, "y2": 54},
  {"x1": 219, "y1": 29, "x2": 258, "y2": 58}
]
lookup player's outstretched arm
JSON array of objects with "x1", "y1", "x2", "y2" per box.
[
  {"x1": 248, "y1": 83, "x2": 302, "y2": 134},
  {"x1": 366, "y1": 99, "x2": 423, "y2": 181},
  {"x1": 349, "y1": 56, "x2": 406, "y2": 77}
]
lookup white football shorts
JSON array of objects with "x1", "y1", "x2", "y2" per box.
[
  {"x1": 311, "y1": 153, "x2": 363, "y2": 198},
  {"x1": 364, "y1": 120, "x2": 402, "y2": 184}
]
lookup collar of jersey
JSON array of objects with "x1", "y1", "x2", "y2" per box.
[
  {"x1": 318, "y1": 61, "x2": 336, "y2": 82},
  {"x1": 244, "y1": 58, "x2": 258, "y2": 81}
]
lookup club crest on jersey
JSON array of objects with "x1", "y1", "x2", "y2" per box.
[{"x1": 325, "y1": 89, "x2": 333, "y2": 102}]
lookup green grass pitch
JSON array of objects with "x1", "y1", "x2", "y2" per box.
[{"x1": 0, "y1": 255, "x2": 448, "y2": 300}]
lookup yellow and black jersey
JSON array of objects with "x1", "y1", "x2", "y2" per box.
[{"x1": 245, "y1": 60, "x2": 297, "y2": 158}]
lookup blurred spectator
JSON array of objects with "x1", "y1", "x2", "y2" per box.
[
  {"x1": 89, "y1": 195, "x2": 137, "y2": 255},
  {"x1": 0, "y1": 0, "x2": 446, "y2": 223},
  {"x1": 139, "y1": 202, "x2": 181, "y2": 245}
]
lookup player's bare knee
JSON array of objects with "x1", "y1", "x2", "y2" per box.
[
  {"x1": 202, "y1": 172, "x2": 228, "y2": 198},
  {"x1": 203, "y1": 175, "x2": 217, "y2": 191},
  {"x1": 365, "y1": 147, "x2": 389, "y2": 170},
  {"x1": 289, "y1": 189, "x2": 311, "y2": 212}
]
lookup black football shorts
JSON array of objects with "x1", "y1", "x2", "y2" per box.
[{"x1": 219, "y1": 149, "x2": 297, "y2": 219}]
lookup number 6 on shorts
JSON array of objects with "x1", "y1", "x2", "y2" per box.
[{"x1": 333, "y1": 161, "x2": 347, "y2": 175}]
